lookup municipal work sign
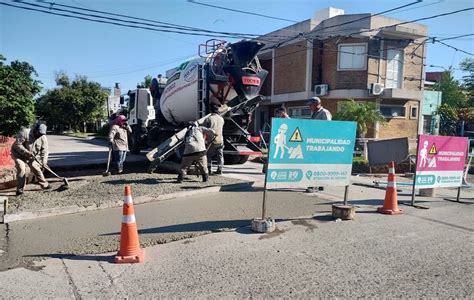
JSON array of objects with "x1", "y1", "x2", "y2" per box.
[
  {"x1": 415, "y1": 135, "x2": 468, "y2": 188},
  {"x1": 266, "y1": 118, "x2": 357, "y2": 189}
]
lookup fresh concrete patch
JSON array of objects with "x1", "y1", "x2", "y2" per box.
[{"x1": 3, "y1": 174, "x2": 253, "y2": 223}]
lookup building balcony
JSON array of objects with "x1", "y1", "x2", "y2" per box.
[{"x1": 325, "y1": 88, "x2": 422, "y2": 100}]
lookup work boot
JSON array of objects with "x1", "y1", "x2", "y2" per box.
[
  {"x1": 177, "y1": 174, "x2": 184, "y2": 183},
  {"x1": 208, "y1": 167, "x2": 213, "y2": 175},
  {"x1": 16, "y1": 190, "x2": 23, "y2": 196},
  {"x1": 214, "y1": 167, "x2": 222, "y2": 175},
  {"x1": 202, "y1": 173, "x2": 209, "y2": 182}
]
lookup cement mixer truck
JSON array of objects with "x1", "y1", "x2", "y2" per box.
[{"x1": 126, "y1": 39, "x2": 268, "y2": 167}]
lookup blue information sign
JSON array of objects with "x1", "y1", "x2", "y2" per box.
[{"x1": 266, "y1": 118, "x2": 357, "y2": 188}]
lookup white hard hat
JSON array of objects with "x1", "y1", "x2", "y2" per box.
[{"x1": 38, "y1": 124, "x2": 47, "y2": 135}]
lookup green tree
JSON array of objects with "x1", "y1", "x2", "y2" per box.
[
  {"x1": 434, "y1": 69, "x2": 468, "y2": 108},
  {"x1": 435, "y1": 66, "x2": 473, "y2": 135},
  {"x1": 459, "y1": 58, "x2": 474, "y2": 104},
  {"x1": 333, "y1": 99, "x2": 386, "y2": 138},
  {"x1": 137, "y1": 75, "x2": 153, "y2": 88},
  {"x1": 437, "y1": 103, "x2": 459, "y2": 136},
  {"x1": 0, "y1": 55, "x2": 42, "y2": 136},
  {"x1": 36, "y1": 73, "x2": 108, "y2": 132}
]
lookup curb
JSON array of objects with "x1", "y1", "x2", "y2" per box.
[
  {"x1": 0, "y1": 196, "x2": 7, "y2": 223},
  {"x1": 2, "y1": 181, "x2": 255, "y2": 224}
]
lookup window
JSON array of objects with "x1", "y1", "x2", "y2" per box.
[
  {"x1": 129, "y1": 93, "x2": 136, "y2": 111},
  {"x1": 380, "y1": 105, "x2": 406, "y2": 118},
  {"x1": 288, "y1": 107, "x2": 312, "y2": 119},
  {"x1": 385, "y1": 49, "x2": 404, "y2": 88},
  {"x1": 338, "y1": 43, "x2": 367, "y2": 71},
  {"x1": 410, "y1": 106, "x2": 418, "y2": 119}
]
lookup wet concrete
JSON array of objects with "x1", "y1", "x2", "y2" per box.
[
  {"x1": 0, "y1": 188, "x2": 334, "y2": 272},
  {"x1": 2, "y1": 171, "x2": 243, "y2": 215}
]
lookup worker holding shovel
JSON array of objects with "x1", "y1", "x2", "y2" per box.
[{"x1": 11, "y1": 125, "x2": 50, "y2": 196}]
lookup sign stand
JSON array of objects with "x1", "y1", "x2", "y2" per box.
[
  {"x1": 343, "y1": 185, "x2": 349, "y2": 206},
  {"x1": 251, "y1": 159, "x2": 276, "y2": 234},
  {"x1": 443, "y1": 147, "x2": 472, "y2": 204},
  {"x1": 410, "y1": 135, "x2": 420, "y2": 206},
  {"x1": 331, "y1": 185, "x2": 355, "y2": 220},
  {"x1": 261, "y1": 163, "x2": 269, "y2": 220}
]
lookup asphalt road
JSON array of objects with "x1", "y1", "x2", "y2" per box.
[
  {"x1": 0, "y1": 186, "x2": 472, "y2": 298},
  {"x1": 47, "y1": 135, "x2": 146, "y2": 168}
]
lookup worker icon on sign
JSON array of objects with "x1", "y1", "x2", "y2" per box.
[
  {"x1": 419, "y1": 140, "x2": 429, "y2": 168},
  {"x1": 273, "y1": 123, "x2": 288, "y2": 159}
]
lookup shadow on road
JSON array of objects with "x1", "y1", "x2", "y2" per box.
[
  {"x1": 102, "y1": 220, "x2": 252, "y2": 236},
  {"x1": 23, "y1": 253, "x2": 113, "y2": 263}
]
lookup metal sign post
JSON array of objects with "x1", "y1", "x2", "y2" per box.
[
  {"x1": 343, "y1": 185, "x2": 349, "y2": 206},
  {"x1": 411, "y1": 135, "x2": 420, "y2": 206},
  {"x1": 261, "y1": 161, "x2": 269, "y2": 220}
]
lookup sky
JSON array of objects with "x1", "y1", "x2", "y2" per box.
[{"x1": 1, "y1": 0, "x2": 473, "y2": 95}]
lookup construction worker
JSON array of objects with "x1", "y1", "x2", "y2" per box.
[
  {"x1": 275, "y1": 106, "x2": 290, "y2": 119},
  {"x1": 11, "y1": 126, "x2": 49, "y2": 196},
  {"x1": 30, "y1": 123, "x2": 49, "y2": 170},
  {"x1": 108, "y1": 114, "x2": 132, "y2": 174},
  {"x1": 307, "y1": 96, "x2": 332, "y2": 192},
  {"x1": 203, "y1": 104, "x2": 225, "y2": 175},
  {"x1": 308, "y1": 96, "x2": 332, "y2": 120},
  {"x1": 178, "y1": 121, "x2": 215, "y2": 183}
]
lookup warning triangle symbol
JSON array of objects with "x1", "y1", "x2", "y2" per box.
[
  {"x1": 289, "y1": 127, "x2": 303, "y2": 142},
  {"x1": 429, "y1": 143, "x2": 437, "y2": 154}
]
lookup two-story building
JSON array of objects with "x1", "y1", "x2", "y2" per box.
[{"x1": 253, "y1": 7, "x2": 427, "y2": 140}]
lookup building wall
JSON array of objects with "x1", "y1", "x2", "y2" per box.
[
  {"x1": 366, "y1": 39, "x2": 424, "y2": 90},
  {"x1": 378, "y1": 99, "x2": 419, "y2": 139},
  {"x1": 274, "y1": 40, "x2": 307, "y2": 94},
  {"x1": 320, "y1": 37, "x2": 369, "y2": 90}
]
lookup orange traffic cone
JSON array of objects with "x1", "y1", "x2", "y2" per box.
[
  {"x1": 114, "y1": 185, "x2": 145, "y2": 263},
  {"x1": 377, "y1": 161, "x2": 402, "y2": 215}
]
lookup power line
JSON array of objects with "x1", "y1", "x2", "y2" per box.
[
  {"x1": 187, "y1": 0, "x2": 298, "y2": 23},
  {"x1": 261, "y1": 1, "x2": 422, "y2": 49},
  {"x1": 435, "y1": 40, "x2": 474, "y2": 56},
  {"x1": 9, "y1": 0, "x2": 256, "y2": 39},
  {"x1": 317, "y1": 7, "x2": 474, "y2": 38},
  {"x1": 32, "y1": 0, "x2": 263, "y2": 38},
  {"x1": 438, "y1": 33, "x2": 474, "y2": 41},
  {"x1": 266, "y1": 6, "x2": 474, "y2": 59},
  {"x1": 386, "y1": 0, "x2": 445, "y2": 15}
]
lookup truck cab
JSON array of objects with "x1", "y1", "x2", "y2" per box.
[{"x1": 127, "y1": 88, "x2": 156, "y2": 128}]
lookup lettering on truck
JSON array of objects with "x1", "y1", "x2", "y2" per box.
[{"x1": 242, "y1": 76, "x2": 261, "y2": 86}]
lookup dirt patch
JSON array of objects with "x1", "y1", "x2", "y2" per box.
[
  {"x1": 291, "y1": 219, "x2": 318, "y2": 232},
  {"x1": 258, "y1": 228, "x2": 285, "y2": 240}
]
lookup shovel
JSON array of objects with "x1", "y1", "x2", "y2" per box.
[
  {"x1": 33, "y1": 156, "x2": 69, "y2": 190},
  {"x1": 103, "y1": 147, "x2": 112, "y2": 177}
]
